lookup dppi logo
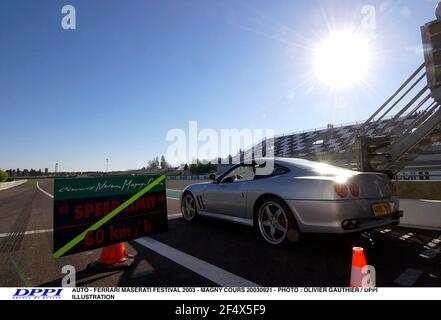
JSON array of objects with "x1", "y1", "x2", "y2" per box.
[{"x1": 13, "y1": 288, "x2": 63, "y2": 299}]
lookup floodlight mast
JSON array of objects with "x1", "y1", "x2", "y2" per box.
[{"x1": 436, "y1": 2, "x2": 441, "y2": 20}]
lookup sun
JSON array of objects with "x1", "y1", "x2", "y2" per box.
[{"x1": 314, "y1": 31, "x2": 371, "y2": 88}]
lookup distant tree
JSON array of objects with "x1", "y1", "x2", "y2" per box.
[
  {"x1": 207, "y1": 161, "x2": 216, "y2": 173},
  {"x1": 189, "y1": 160, "x2": 216, "y2": 174},
  {"x1": 23, "y1": 169, "x2": 29, "y2": 176},
  {"x1": 44, "y1": 168, "x2": 49, "y2": 175},
  {"x1": 147, "y1": 157, "x2": 159, "y2": 170},
  {"x1": 16, "y1": 168, "x2": 21, "y2": 176},
  {"x1": 160, "y1": 155, "x2": 169, "y2": 169},
  {"x1": 38, "y1": 169, "x2": 42, "y2": 176},
  {"x1": 184, "y1": 164, "x2": 189, "y2": 171},
  {"x1": 0, "y1": 170, "x2": 9, "y2": 182}
]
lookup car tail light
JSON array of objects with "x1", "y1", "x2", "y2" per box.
[
  {"x1": 335, "y1": 183, "x2": 348, "y2": 198},
  {"x1": 349, "y1": 182, "x2": 360, "y2": 197},
  {"x1": 389, "y1": 181, "x2": 397, "y2": 195}
]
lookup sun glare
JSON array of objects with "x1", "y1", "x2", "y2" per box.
[{"x1": 314, "y1": 31, "x2": 371, "y2": 88}]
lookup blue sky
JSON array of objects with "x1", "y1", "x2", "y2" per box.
[{"x1": 0, "y1": 0, "x2": 438, "y2": 171}]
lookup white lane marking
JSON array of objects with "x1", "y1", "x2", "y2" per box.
[
  {"x1": 394, "y1": 268, "x2": 424, "y2": 286},
  {"x1": 420, "y1": 248, "x2": 441, "y2": 259},
  {"x1": 167, "y1": 197, "x2": 180, "y2": 200},
  {"x1": 36, "y1": 181, "x2": 54, "y2": 199},
  {"x1": 166, "y1": 189, "x2": 183, "y2": 193},
  {"x1": 420, "y1": 235, "x2": 441, "y2": 259},
  {"x1": 0, "y1": 228, "x2": 54, "y2": 238},
  {"x1": 135, "y1": 237, "x2": 259, "y2": 287},
  {"x1": 420, "y1": 199, "x2": 441, "y2": 203},
  {"x1": 168, "y1": 213, "x2": 182, "y2": 220},
  {"x1": 0, "y1": 180, "x2": 27, "y2": 191},
  {"x1": 399, "y1": 233, "x2": 414, "y2": 241}
]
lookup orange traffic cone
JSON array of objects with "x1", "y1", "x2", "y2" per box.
[
  {"x1": 87, "y1": 242, "x2": 134, "y2": 273},
  {"x1": 350, "y1": 247, "x2": 372, "y2": 288},
  {"x1": 98, "y1": 243, "x2": 129, "y2": 265}
]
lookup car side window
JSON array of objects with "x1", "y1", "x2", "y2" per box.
[
  {"x1": 221, "y1": 165, "x2": 255, "y2": 183},
  {"x1": 273, "y1": 164, "x2": 290, "y2": 176},
  {"x1": 254, "y1": 164, "x2": 290, "y2": 180}
]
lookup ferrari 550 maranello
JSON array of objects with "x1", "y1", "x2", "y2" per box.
[{"x1": 181, "y1": 158, "x2": 403, "y2": 245}]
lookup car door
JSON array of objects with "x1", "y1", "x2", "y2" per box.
[{"x1": 203, "y1": 164, "x2": 255, "y2": 218}]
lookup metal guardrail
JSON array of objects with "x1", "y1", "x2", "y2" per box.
[
  {"x1": 166, "y1": 175, "x2": 209, "y2": 180},
  {"x1": 396, "y1": 173, "x2": 441, "y2": 180}
]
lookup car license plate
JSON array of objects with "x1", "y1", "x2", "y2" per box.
[{"x1": 372, "y1": 203, "x2": 393, "y2": 217}]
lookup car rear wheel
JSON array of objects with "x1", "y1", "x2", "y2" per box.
[
  {"x1": 257, "y1": 197, "x2": 300, "y2": 245},
  {"x1": 181, "y1": 193, "x2": 197, "y2": 222}
]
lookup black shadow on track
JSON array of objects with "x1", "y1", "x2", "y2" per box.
[{"x1": 149, "y1": 217, "x2": 441, "y2": 287}]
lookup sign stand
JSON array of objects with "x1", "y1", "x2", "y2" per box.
[{"x1": 87, "y1": 242, "x2": 135, "y2": 273}]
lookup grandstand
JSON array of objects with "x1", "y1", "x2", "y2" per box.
[{"x1": 240, "y1": 114, "x2": 441, "y2": 180}]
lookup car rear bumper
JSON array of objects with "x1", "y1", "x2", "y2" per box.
[{"x1": 285, "y1": 198, "x2": 402, "y2": 234}]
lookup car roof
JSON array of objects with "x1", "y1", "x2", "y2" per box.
[
  {"x1": 253, "y1": 157, "x2": 313, "y2": 167},
  {"x1": 253, "y1": 157, "x2": 354, "y2": 175}
]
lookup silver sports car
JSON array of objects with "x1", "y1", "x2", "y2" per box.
[{"x1": 181, "y1": 158, "x2": 403, "y2": 245}]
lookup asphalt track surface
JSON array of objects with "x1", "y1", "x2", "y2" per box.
[{"x1": 0, "y1": 180, "x2": 440, "y2": 287}]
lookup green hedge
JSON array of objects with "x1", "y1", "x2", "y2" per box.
[{"x1": 0, "y1": 170, "x2": 8, "y2": 182}]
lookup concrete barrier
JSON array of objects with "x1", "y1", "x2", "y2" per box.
[
  {"x1": 399, "y1": 198, "x2": 441, "y2": 231},
  {"x1": 0, "y1": 180, "x2": 27, "y2": 191},
  {"x1": 397, "y1": 181, "x2": 441, "y2": 201}
]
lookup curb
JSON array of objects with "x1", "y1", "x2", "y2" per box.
[{"x1": 0, "y1": 180, "x2": 28, "y2": 191}]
